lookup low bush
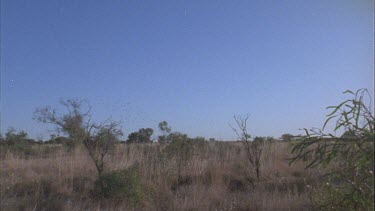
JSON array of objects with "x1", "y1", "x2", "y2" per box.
[{"x1": 93, "y1": 164, "x2": 143, "y2": 205}]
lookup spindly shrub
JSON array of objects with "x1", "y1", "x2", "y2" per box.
[{"x1": 230, "y1": 115, "x2": 263, "y2": 182}]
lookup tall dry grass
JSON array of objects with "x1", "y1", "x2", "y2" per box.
[{"x1": 0, "y1": 141, "x2": 325, "y2": 210}]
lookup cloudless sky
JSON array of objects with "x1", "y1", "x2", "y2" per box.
[{"x1": 1, "y1": 0, "x2": 373, "y2": 140}]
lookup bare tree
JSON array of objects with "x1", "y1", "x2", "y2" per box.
[
  {"x1": 230, "y1": 114, "x2": 262, "y2": 182},
  {"x1": 34, "y1": 99, "x2": 123, "y2": 177}
]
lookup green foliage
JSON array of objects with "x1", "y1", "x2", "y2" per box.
[
  {"x1": 158, "y1": 121, "x2": 171, "y2": 134},
  {"x1": 253, "y1": 136, "x2": 266, "y2": 144},
  {"x1": 138, "y1": 128, "x2": 154, "y2": 143},
  {"x1": 158, "y1": 121, "x2": 172, "y2": 144},
  {"x1": 44, "y1": 99, "x2": 86, "y2": 142},
  {"x1": 33, "y1": 99, "x2": 90, "y2": 148},
  {"x1": 127, "y1": 132, "x2": 139, "y2": 143},
  {"x1": 290, "y1": 89, "x2": 374, "y2": 210},
  {"x1": 45, "y1": 135, "x2": 71, "y2": 145},
  {"x1": 94, "y1": 164, "x2": 143, "y2": 205},
  {"x1": 157, "y1": 135, "x2": 168, "y2": 144},
  {"x1": 164, "y1": 133, "x2": 194, "y2": 160},
  {"x1": 0, "y1": 128, "x2": 35, "y2": 155},
  {"x1": 280, "y1": 133, "x2": 295, "y2": 142},
  {"x1": 5, "y1": 128, "x2": 29, "y2": 144},
  {"x1": 126, "y1": 128, "x2": 153, "y2": 143},
  {"x1": 163, "y1": 132, "x2": 194, "y2": 185}
]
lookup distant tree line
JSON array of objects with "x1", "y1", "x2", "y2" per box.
[{"x1": 0, "y1": 124, "x2": 298, "y2": 148}]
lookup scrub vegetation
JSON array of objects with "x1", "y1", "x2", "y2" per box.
[{"x1": 0, "y1": 89, "x2": 373, "y2": 210}]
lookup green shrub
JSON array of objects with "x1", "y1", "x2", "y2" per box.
[
  {"x1": 0, "y1": 142, "x2": 33, "y2": 155},
  {"x1": 0, "y1": 128, "x2": 35, "y2": 156},
  {"x1": 94, "y1": 164, "x2": 143, "y2": 205}
]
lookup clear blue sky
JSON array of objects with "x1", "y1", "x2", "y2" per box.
[{"x1": 1, "y1": 0, "x2": 373, "y2": 140}]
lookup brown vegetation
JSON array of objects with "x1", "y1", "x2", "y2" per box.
[{"x1": 0, "y1": 141, "x2": 325, "y2": 210}]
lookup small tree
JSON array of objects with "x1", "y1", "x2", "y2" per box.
[
  {"x1": 126, "y1": 132, "x2": 139, "y2": 144},
  {"x1": 138, "y1": 128, "x2": 153, "y2": 143},
  {"x1": 1, "y1": 128, "x2": 35, "y2": 153},
  {"x1": 85, "y1": 121, "x2": 123, "y2": 177},
  {"x1": 126, "y1": 128, "x2": 153, "y2": 143},
  {"x1": 158, "y1": 121, "x2": 171, "y2": 144},
  {"x1": 4, "y1": 127, "x2": 29, "y2": 145},
  {"x1": 34, "y1": 99, "x2": 123, "y2": 177},
  {"x1": 230, "y1": 115, "x2": 262, "y2": 182},
  {"x1": 34, "y1": 99, "x2": 90, "y2": 149},
  {"x1": 290, "y1": 89, "x2": 374, "y2": 210},
  {"x1": 164, "y1": 132, "x2": 194, "y2": 186}
]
